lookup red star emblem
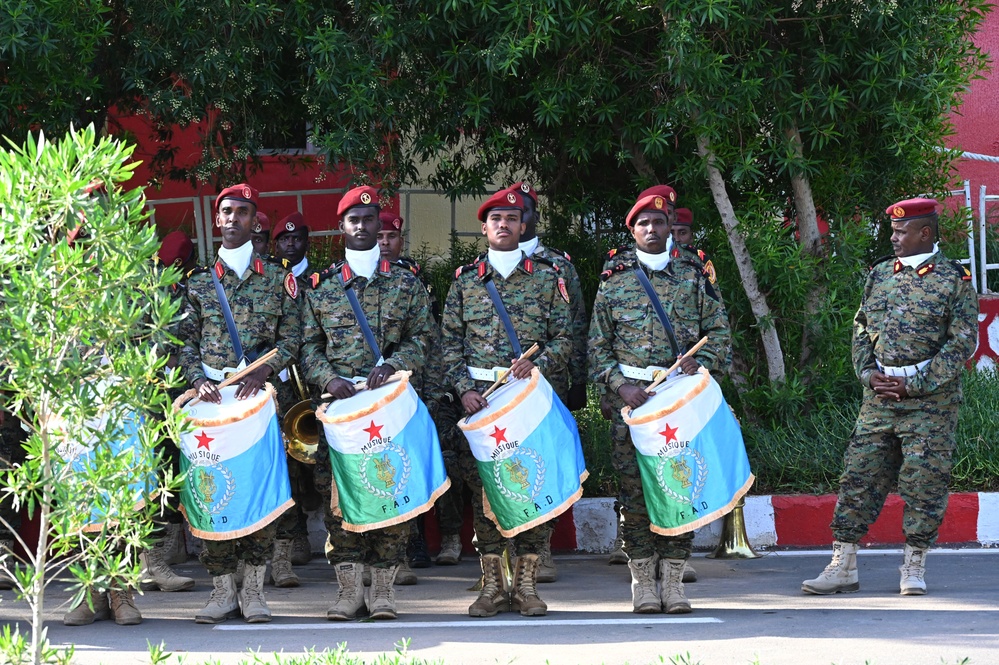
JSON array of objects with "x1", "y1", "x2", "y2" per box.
[
  {"x1": 195, "y1": 430, "x2": 214, "y2": 450},
  {"x1": 489, "y1": 426, "x2": 508, "y2": 446},
  {"x1": 659, "y1": 423, "x2": 678, "y2": 443},
  {"x1": 363, "y1": 420, "x2": 384, "y2": 442}
]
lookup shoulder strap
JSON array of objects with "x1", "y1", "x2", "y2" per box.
[
  {"x1": 210, "y1": 267, "x2": 246, "y2": 364},
  {"x1": 632, "y1": 266, "x2": 680, "y2": 358},
  {"x1": 338, "y1": 272, "x2": 384, "y2": 366},
  {"x1": 483, "y1": 276, "x2": 523, "y2": 357}
]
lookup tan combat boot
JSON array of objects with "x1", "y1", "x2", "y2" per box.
[
  {"x1": 165, "y1": 523, "x2": 188, "y2": 565},
  {"x1": 510, "y1": 554, "x2": 548, "y2": 617},
  {"x1": 608, "y1": 534, "x2": 629, "y2": 565},
  {"x1": 436, "y1": 534, "x2": 462, "y2": 565},
  {"x1": 108, "y1": 586, "x2": 143, "y2": 625},
  {"x1": 628, "y1": 556, "x2": 661, "y2": 613},
  {"x1": 63, "y1": 587, "x2": 110, "y2": 626},
  {"x1": 801, "y1": 541, "x2": 860, "y2": 595},
  {"x1": 239, "y1": 563, "x2": 272, "y2": 623},
  {"x1": 537, "y1": 532, "x2": 557, "y2": 583},
  {"x1": 368, "y1": 565, "x2": 399, "y2": 620},
  {"x1": 468, "y1": 554, "x2": 508, "y2": 617},
  {"x1": 139, "y1": 538, "x2": 195, "y2": 592},
  {"x1": 290, "y1": 534, "x2": 312, "y2": 565},
  {"x1": 899, "y1": 544, "x2": 928, "y2": 596},
  {"x1": 270, "y1": 539, "x2": 300, "y2": 588},
  {"x1": 682, "y1": 561, "x2": 698, "y2": 583},
  {"x1": 395, "y1": 561, "x2": 417, "y2": 586},
  {"x1": 195, "y1": 574, "x2": 240, "y2": 624},
  {"x1": 327, "y1": 562, "x2": 367, "y2": 620},
  {"x1": 659, "y1": 558, "x2": 692, "y2": 614}
]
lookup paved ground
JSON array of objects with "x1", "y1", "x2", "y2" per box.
[{"x1": 1, "y1": 550, "x2": 996, "y2": 665}]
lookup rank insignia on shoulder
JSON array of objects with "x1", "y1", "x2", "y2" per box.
[
  {"x1": 600, "y1": 262, "x2": 630, "y2": 281},
  {"x1": 214, "y1": 261, "x2": 225, "y2": 279},
  {"x1": 310, "y1": 272, "x2": 321, "y2": 289},
  {"x1": 340, "y1": 262, "x2": 354, "y2": 283},
  {"x1": 282, "y1": 258, "x2": 290, "y2": 268},
  {"x1": 454, "y1": 262, "x2": 475, "y2": 279},
  {"x1": 524, "y1": 258, "x2": 534, "y2": 274},
  {"x1": 893, "y1": 259, "x2": 903, "y2": 274},
  {"x1": 253, "y1": 258, "x2": 265, "y2": 275},
  {"x1": 558, "y1": 277, "x2": 570, "y2": 303},
  {"x1": 917, "y1": 263, "x2": 935, "y2": 277},
  {"x1": 284, "y1": 272, "x2": 298, "y2": 299},
  {"x1": 378, "y1": 258, "x2": 391, "y2": 275},
  {"x1": 477, "y1": 261, "x2": 487, "y2": 279},
  {"x1": 606, "y1": 245, "x2": 627, "y2": 260}
]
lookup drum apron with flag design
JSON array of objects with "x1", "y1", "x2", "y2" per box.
[
  {"x1": 623, "y1": 368, "x2": 753, "y2": 536},
  {"x1": 459, "y1": 368, "x2": 588, "y2": 538},
  {"x1": 174, "y1": 383, "x2": 293, "y2": 541},
  {"x1": 316, "y1": 373, "x2": 450, "y2": 533}
]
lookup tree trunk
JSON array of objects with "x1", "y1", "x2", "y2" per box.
[{"x1": 697, "y1": 135, "x2": 786, "y2": 384}]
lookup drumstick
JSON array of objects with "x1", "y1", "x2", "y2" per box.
[
  {"x1": 481, "y1": 343, "x2": 540, "y2": 400},
  {"x1": 320, "y1": 370, "x2": 411, "y2": 398},
  {"x1": 645, "y1": 336, "x2": 709, "y2": 394},
  {"x1": 188, "y1": 349, "x2": 278, "y2": 406}
]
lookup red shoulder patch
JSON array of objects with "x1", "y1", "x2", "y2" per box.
[
  {"x1": 214, "y1": 261, "x2": 225, "y2": 279},
  {"x1": 608, "y1": 248, "x2": 618, "y2": 259},
  {"x1": 284, "y1": 272, "x2": 298, "y2": 299},
  {"x1": 893, "y1": 259, "x2": 903, "y2": 274},
  {"x1": 477, "y1": 262, "x2": 487, "y2": 279},
  {"x1": 341, "y1": 263, "x2": 353, "y2": 282},
  {"x1": 253, "y1": 258, "x2": 264, "y2": 275},
  {"x1": 671, "y1": 248, "x2": 680, "y2": 258},
  {"x1": 557, "y1": 277, "x2": 569, "y2": 303},
  {"x1": 524, "y1": 258, "x2": 534, "y2": 274},
  {"x1": 379, "y1": 258, "x2": 390, "y2": 274},
  {"x1": 310, "y1": 273, "x2": 321, "y2": 289}
]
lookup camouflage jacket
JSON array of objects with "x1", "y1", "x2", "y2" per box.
[
  {"x1": 530, "y1": 243, "x2": 588, "y2": 389},
  {"x1": 300, "y1": 258, "x2": 434, "y2": 392},
  {"x1": 854, "y1": 249, "x2": 978, "y2": 398},
  {"x1": 603, "y1": 243, "x2": 723, "y2": 303},
  {"x1": 177, "y1": 254, "x2": 302, "y2": 386},
  {"x1": 440, "y1": 253, "x2": 572, "y2": 398},
  {"x1": 589, "y1": 251, "x2": 732, "y2": 395}
]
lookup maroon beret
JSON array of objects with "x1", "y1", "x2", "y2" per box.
[
  {"x1": 887, "y1": 197, "x2": 939, "y2": 221},
  {"x1": 674, "y1": 208, "x2": 693, "y2": 226},
  {"x1": 158, "y1": 231, "x2": 194, "y2": 268},
  {"x1": 337, "y1": 186, "x2": 380, "y2": 218},
  {"x1": 379, "y1": 211, "x2": 404, "y2": 232},
  {"x1": 637, "y1": 185, "x2": 678, "y2": 206},
  {"x1": 507, "y1": 182, "x2": 538, "y2": 204},
  {"x1": 274, "y1": 211, "x2": 308, "y2": 239},
  {"x1": 478, "y1": 189, "x2": 525, "y2": 222},
  {"x1": 215, "y1": 183, "x2": 259, "y2": 212},
  {"x1": 626, "y1": 194, "x2": 671, "y2": 229},
  {"x1": 253, "y1": 212, "x2": 270, "y2": 234}
]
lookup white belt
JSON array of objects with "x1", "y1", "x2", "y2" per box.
[
  {"x1": 468, "y1": 366, "x2": 510, "y2": 382},
  {"x1": 618, "y1": 363, "x2": 672, "y2": 382},
  {"x1": 201, "y1": 360, "x2": 247, "y2": 382},
  {"x1": 878, "y1": 359, "x2": 931, "y2": 378}
]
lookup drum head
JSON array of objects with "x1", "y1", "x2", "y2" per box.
[
  {"x1": 320, "y1": 375, "x2": 410, "y2": 424},
  {"x1": 627, "y1": 370, "x2": 709, "y2": 423},
  {"x1": 461, "y1": 371, "x2": 539, "y2": 431},
  {"x1": 181, "y1": 383, "x2": 273, "y2": 423}
]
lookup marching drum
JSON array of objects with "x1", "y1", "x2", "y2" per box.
[
  {"x1": 623, "y1": 368, "x2": 753, "y2": 536},
  {"x1": 316, "y1": 372, "x2": 449, "y2": 533},
  {"x1": 459, "y1": 368, "x2": 587, "y2": 538},
  {"x1": 174, "y1": 383, "x2": 292, "y2": 540}
]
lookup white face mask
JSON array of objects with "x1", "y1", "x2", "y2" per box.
[
  {"x1": 345, "y1": 246, "x2": 380, "y2": 279},
  {"x1": 217, "y1": 241, "x2": 253, "y2": 278},
  {"x1": 488, "y1": 248, "x2": 524, "y2": 279}
]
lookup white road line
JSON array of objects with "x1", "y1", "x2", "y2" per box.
[
  {"x1": 761, "y1": 548, "x2": 999, "y2": 557},
  {"x1": 214, "y1": 617, "x2": 723, "y2": 631}
]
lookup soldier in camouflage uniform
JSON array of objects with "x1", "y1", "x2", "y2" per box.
[
  {"x1": 439, "y1": 189, "x2": 572, "y2": 617},
  {"x1": 672, "y1": 208, "x2": 723, "y2": 305},
  {"x1": 300, "y1": 186, "x2": 435, "y2": 621},
  {"x1": 589, "y1": 190, "x2": 731, "y2": 614},
  {"x1": 267, "y1": 211, "x2": 320, "y2": 587},
  {"x1": 803, "y1": 198, "x2": 978, "y2": 597},
  {"x1": 177, "y1": 183, "x2": 302, "y2": 624},
  {"x1": 504, "y1": 181, "x2": 589, "y2": 583}
]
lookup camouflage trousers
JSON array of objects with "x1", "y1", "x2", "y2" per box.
[
  {"x1": 831, "y1": 392, "x2": 960, "y2": 550},
  {"x1": 435, "y1": 450, "x2": 465, "y2": 536},
  {"x1": 200, "y1": 521, "x2": 278, "y2": 575},
  {"x1": 274, "y1": 456, "x2": 317, "y2": 541},
  {"x1": 609, "y1": 399, "x2": 692, "y2": 560},
  {"x1": 0, "y1": 407, "x2": 27, "y2": 541},
  {"x1": 314, "y1": 427, "x2": 408, "y2": 568},
  {"x1": 456, "y1": 447, "x2": 547, "y2": 556}
]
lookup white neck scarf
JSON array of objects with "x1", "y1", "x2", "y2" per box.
[
  {"x1": 636, "y1": 237, "x2": 673, "y2": 272},
  {"x1": 291, "y1": 257, "x2": 309, "y2": 278},
  {"x1": 899, "y1": 243, "x2": 939, "y2": 269},
  {"x1": 217, "y1": 241, "x2": 253, "y2": 278},
  {"x1": 345, "y1": 246, "x2": 380, "y2": 279},
  {"x1": 519, "y1": 236, "x2": 540, "y2": 257},
  {"x1": 488, "y1": 248, "x2": 523, "y2": 279}
]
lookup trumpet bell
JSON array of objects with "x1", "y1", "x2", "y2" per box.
[{"x1": 282, "y1": 399, "x2": 319, "y2": 465}]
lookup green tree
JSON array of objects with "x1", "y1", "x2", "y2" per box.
[{"x1": 0, "y1": 126, "x2": 184, "y2": 665}]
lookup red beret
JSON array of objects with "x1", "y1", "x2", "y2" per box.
[
  {"x1": 158, "y1": 231, "x2": 194, "y2": 268},
  {"x1": 478, "y1": 189, "x2": 525, "y2": 222},
  {"x1": 674, "y1": 208, "x2": 693, "y2": 226},
  {"x1": 626, "y1": 194, "x2": 671, "y2": 229},
  {"x1": 637, "y1": 185, "x2": 678, "y2": 206},
  {"x1": 337, "y1": 186, "x2": 380, "y2": 218},
  {"x1": 274, "y1": 211, "x2": 308, "y2": 239},
  {"x1": 886, "y1": 197, "x2": 939, "y2": 221},
  {"x1": 253, "y1": 212, "x2": 270, "y2": 234},
  {"x1": 507, "y1": 182, "x2": 538, "y2": 204},
  {"x1": 379, "y1": 211, "x2": 404, "y2": 232},
  {"x1": 215, "y1": 183, "x2": 259, "y2": 212}
]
